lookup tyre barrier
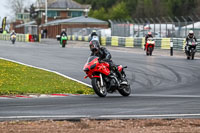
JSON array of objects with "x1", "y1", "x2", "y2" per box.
[
  {"x1": 68, "y1": 35, "x2": 200, "y2": 51},
  {"x1": 0, "y1": 34, "x2": 41, "y2": 42}
]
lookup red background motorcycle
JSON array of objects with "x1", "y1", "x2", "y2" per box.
[{"x1": 145, "y1": 37, "x2": 155, "y2": 56}]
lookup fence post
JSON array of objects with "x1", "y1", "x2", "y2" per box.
[
  {"x1": 145, "y1": 18, "x2": 150, "y2": 32},
  {"x1": 188, "y1": 16, "x2": 194, "y2": 31},
  {"x1": 168, "y1": 16, "x2": 174, "y2": 37},
  {"x1": 175, "y1": 16, "x2": 181, "y2": 37},
  {"x1": 156, "y1": 17, "x2": 161, "y2": 37},
  {"x1": 181, "y1": 16, "x2": 187, "y2": 37},
  {"x1": 131, "y1": 19, "x2": 135, "y2": 37},
  {"x1": 135, "y1": 18, "x2": 140, "y2": 37},
  {"x1": 108, "y1": 20, "x2": 113, "y2": 36},
  {"x1": 162, "y1": 17, "x2": 168, "y2": 37},
  {"x1": 140, "y1": 18, "x2": 145, "y2": 37},
  {"x1": 150, "y1": 18, "x2": 155, "y2": 35},
  {"x1": 170, "y1": 38, "x2": 173, "y2": 56}
]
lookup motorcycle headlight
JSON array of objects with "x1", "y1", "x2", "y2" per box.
[
  {"x1": 84, "y1": 68, "x2": 89, "y2": 72},
  {"x1": 90, "y1": 64, "x2": 96, "y2": 70}
]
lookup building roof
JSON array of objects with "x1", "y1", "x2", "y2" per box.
[
  {"x1": 182, "y1": 21, "x2": 200, "y2": 29},
  {"x1": 41, "y1": 16, "x2": 108, "y2": 27},
  {"x1": 15, "y1": 21, "x2": 36, "y2": 28},
  {"x1": 38, "y1": 0, "x2": 90, "y2": 10}
]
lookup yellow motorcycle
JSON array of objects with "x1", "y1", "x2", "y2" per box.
[{"x1": 11, "y1": 34, "x2": 16, "y2": 44}]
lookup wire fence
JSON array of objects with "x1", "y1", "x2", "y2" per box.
[
  {"x1": 109, "y1": 16, "x2": 200, "y2": 38},
  {"x1": 68, "y1": 35, "x2": 200, "y2": 52}
]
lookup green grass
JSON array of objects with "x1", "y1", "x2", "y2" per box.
[{"x1": 0, "y1": 59, "x2": 94, "y2": 95}]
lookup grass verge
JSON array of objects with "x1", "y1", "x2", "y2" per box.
[{"x1": 0, "y1": 59, "x2": 93, "y2": 95}]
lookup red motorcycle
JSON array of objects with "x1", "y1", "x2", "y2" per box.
[
  {"x1": 83, "y1": 56, "x2": 131, "y2": 97},
  {"x1": 145, "y1": 37, "x2": 155, "y2": 56}
]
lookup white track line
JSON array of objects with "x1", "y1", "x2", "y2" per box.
[
  {"x1": 1, "y1": 114, "x2": 200, "y2": 119},
  {"x1": 0, "y1": 57, "x2": 92, "y2": 88},
  {"x1": 133, "y1": 94, "x2": 200, "y2": 98},
  {"x1": 0, "y1": 115, "x2": 90, "y2": 119},
  {"x1": 99, "y1": 114, "x2": 200, "y2": 118}
]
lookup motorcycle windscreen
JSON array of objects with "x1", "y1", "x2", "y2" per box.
[{"x1": 87, "y1": 56, "x2": 99, "y2": 63}]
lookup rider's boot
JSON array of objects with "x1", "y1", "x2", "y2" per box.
[{"x1": 113, "y1": 66, "x2": 127, "y2": 85}]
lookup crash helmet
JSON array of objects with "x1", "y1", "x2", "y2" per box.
[
  {"x1": 89, "y1": 40, "x2": 100, "y2": 52},
  {"x1": 188, "y1": 30, "x2": 194, "y2": 38},
  {"x1": 92, "y1": 30, "x2": 96, "y2": 33},
  {"x1": 148, "y1": 32, "x2": 152, "y2": 35}
]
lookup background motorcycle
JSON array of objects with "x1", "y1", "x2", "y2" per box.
[
  {"x1": 145, "y1": 37, "x2": 155, "y2": 56},
  {"x1": 185, "y1": 39, "x2": 198, "y2": 60},
  {"x1": 60, "y1": 35, "x2": 68, "y2": 48},
  {"x1": 11, "y1": 34, "x2": 16, "y2": 44},
  {"x1": 83, "y1": 56, "x2": 131, "y2": 97}
]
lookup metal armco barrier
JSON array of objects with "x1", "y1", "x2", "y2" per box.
[
  {"x1": 0, "y1": 34, "x2": 41, "y2": 42},
  {"x1": 67, "y1": 35, "x2": 200, "y2": 52}
]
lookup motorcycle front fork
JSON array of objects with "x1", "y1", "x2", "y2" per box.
[{"x1": 100, "y1": 74, "x2": 104, "y2": 87}]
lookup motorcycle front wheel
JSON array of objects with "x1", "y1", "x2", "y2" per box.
[
  {"x1": 149, "y1": 47, "x2": 153, "y2": 56},
  {"x1": 191, "y1": 49, "x2": 195, "y2": 60},
  {"x1": 62, "y1": 43, "x2": 66, "y2": 47},
  {"x1": 91, "y1": 78, "x2": 107, "y2": 97},
  {"x1": 146, "y1": 50, "x2": 149, "y2": 56}
]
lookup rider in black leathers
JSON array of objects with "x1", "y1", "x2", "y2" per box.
[
  {"x1": 60, "y1": 29, "x2": 67, "y2": 37},
  {"x1": 186, "y1": 30, "x2": 197, "y2": 44},
  {"x1": 90, "y1": 30, "x2": 98, "y2": 39},
  {"x1": 89, "y1": 40, "x2": 127, "y2": 85},
  {"x1": 10, "y1": 30, "x2": 16, "y2": 36},
  {"x1": 185, "y1": 30, "x2": 197, "y2": 52}
]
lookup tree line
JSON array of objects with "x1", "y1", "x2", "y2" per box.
[{"x1": 75, "y1": 0, "x2": 200, "y2": 21}]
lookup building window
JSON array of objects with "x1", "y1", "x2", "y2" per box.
[
  {"x1": 68, "y1": 11, "x2": 83, "y2": 17},
  {"x1": 24, "y1": 14, "x2": 29, "y2": 19},
  {"x1": 47, "y1": 11, "x2": 59, "y2": 17},
  {"x1": 17, "y1": 14, "x2": 23, "y2": 20},
  {"x1": 68, "y1": 12, "x2": 71, "y2": 17},
  {"x1": 57, "y1": 11, "x2": 60, "y2": 16}
]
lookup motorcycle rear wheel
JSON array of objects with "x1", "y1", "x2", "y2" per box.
[
  {"x1": 118, "y1": 74, "x2": 131, "y2": 96},
  {"x1": 92, "y1": 78, "x2": 107, "y2": 97},
  {"x1": 118, "y1": 84, "x2": 131, "y2": 96}
]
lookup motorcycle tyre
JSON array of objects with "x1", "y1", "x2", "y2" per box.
[{"x1": 92, "y1": 78, "x2": 107, "y2": 97}]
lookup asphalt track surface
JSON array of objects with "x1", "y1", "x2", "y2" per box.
[{"x1": 0, "y1": 40, "x2": 200, "y2": 121}]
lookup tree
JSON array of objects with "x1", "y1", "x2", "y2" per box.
[
  {"x1": 89, "y1": 8, "x2": 108, "y2": 21},
  {"x1": 108, "y1": 2, "x2": 131, "y2": 20},
  {"x1": 30, "y1": 4, "x2": 38, "y2": 20},
  {"x1": 75, "y1": 0, "x2": 200, "y2": 20},
  {"x1": 6, "y1": 0, "x2": 25, "y2": 15},
  {"x1": 29, "y1": 4, "x2": 41, "y2": 25}
]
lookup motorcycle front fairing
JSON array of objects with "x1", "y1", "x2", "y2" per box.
[
  {"x1": 60, "y1": 35, "x2": 67, "y2": 44},
  {"x1": 187, "y1": 41, "x2": 197, "y2": 50},
  {"x1": 146, "y1": 38, "x2": 155, "y2": 48},
  {"x1": 83, "y1": 56, "x2": 111, "y2": 79}
]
